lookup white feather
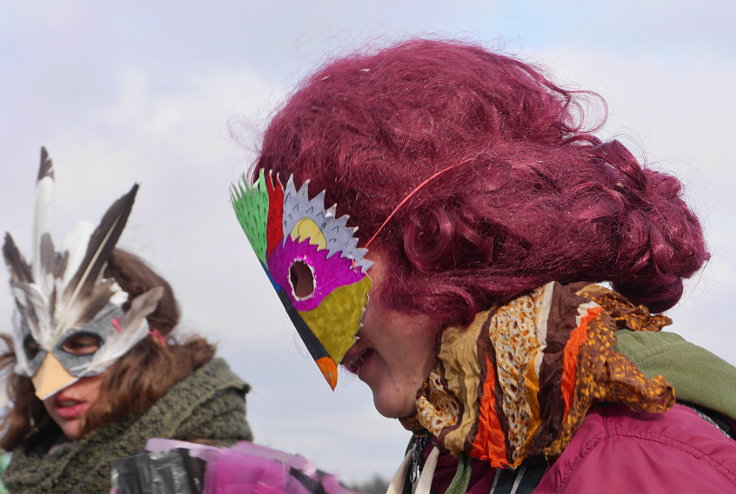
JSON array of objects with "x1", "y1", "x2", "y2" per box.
[
  {"x1": 31, "y1": 175, "x2": 54, "y2": 285},
  {"x1": 61, "y1": 221, "x2": 95, "y2": 286},
  {"x1": 11, "y1": 310, "x2": 33, "y2": 376},
  {"x1": 108, "y1": 281, "x2": 129, "y2": 306},
  {"x1": 13, "y1": 283, "x2": 51, "y2": 345},
  {"x1": 11, "y1": 287, "x2": 27, "y2": 305}
]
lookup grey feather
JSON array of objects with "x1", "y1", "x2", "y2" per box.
[
  {"x1": 36, "y1": 147, "x2": 54, "y2": 182},
  {"x1": 3, "y1": 233, "x2": 33, "y2": 283},
  {"x1": 57, "y1": 184, "x2": 139, "y2": 333}
]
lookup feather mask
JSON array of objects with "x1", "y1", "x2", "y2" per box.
[
  {"x1": 231, "y1": 170, "x2": 372, "y2": 389},
  {"x1": 2, "y1": 148, "x2": 163, "y2": 400}
]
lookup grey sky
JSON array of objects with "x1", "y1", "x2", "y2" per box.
[{"x1": 1, "y1": 0, "x2": 734, "y2": 483}]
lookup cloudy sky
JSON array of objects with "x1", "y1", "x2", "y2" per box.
[{"x1": 1, "y1": 0, "x2": 734, "y2": 484}]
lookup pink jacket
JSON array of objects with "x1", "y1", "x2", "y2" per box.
[
  {"x1": 534, "y1": 403, "x2": 736, "y2": 493},
  {"x1": 426, "y1": 402, "x2": 736, "y2": 493}
]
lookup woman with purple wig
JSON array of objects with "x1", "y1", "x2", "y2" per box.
[{"x1": 232, "y1": 39, "x2": 736, "y2": 493}]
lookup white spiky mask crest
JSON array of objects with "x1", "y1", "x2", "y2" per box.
[{"x1": 2, "y1": 148, "x2": 163, "y2": 400}]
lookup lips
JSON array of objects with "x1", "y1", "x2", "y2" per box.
[
  {"x1": 341, "y1": 342, "x2": 374, "y2": 376},
  {"x1": 52, "y1": 394, "x2": 88, "y2": 420}
]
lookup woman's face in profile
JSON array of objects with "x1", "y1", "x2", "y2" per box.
[
  {"x1": 38, "y1": 333, "x2": 105, "y2": 440},
  {"x1": 341, "y1": 252, "x2": 440, "y2": 418}
]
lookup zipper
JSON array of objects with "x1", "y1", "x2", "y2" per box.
[{"x1": 406, "y1": 435, "x2": 429, "y2": 493}]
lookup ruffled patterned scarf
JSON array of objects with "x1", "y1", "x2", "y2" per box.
[{"x1": 400, "y1": 281, "x2": 675, "y2": 469}]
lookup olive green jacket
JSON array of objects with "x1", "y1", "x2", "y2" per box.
[
  {"x1": 615, "y1": 330, "x2": 736, "y2": 423},
  {"x1": 3, "y1": 358, "x2": 252, "y2": 494}
]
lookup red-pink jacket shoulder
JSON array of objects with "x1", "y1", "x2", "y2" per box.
[{"x1": 535, "y1": 403, "x2": 736, "y2": 493}]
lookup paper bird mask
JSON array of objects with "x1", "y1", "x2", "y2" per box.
[
  {"x1": 231, "y1": 170, "x2": 372, "y2": 389},
  {"x1": 2, "y1": 148, "x2": 163, "y2": 400}
]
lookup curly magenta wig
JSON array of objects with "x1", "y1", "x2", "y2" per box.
[{"x1": 254, "y1": 39, "x2": 709, "y2": 327}]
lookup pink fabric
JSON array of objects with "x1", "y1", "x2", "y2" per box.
[
  {"x1": 535, "y1": 403, "x2": 736, "y2": 493},
  {"x1": 145, "y1": 439, "x2": 359, "y2": 494}
]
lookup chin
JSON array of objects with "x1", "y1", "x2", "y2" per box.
[
  {"x1": 371, "y1": 390, "x2": 416, "y2": 419},
  {"x1": 60, "y1": 421, "x2": 84, "y2": 440}
]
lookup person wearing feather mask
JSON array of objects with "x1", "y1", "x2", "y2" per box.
[
  {"x1": 0, "y1": 149, "x2": 253, "y2": 494},
  {"x1": 231, "y1": 39, "x2": 736, "y2": 493}
]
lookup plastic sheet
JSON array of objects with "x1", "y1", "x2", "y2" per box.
[
  {"x1": 111, "y1": 448, "x2": 206, "y2": 494},
  {"x1": 111, "y1": 440, "x2": 361, "y2": 494}
]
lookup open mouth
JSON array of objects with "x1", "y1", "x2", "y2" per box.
[
  {"x1": 57, "y1": 399, "x2": 81, "y2": 407},
  {"x1": 53, "y1": 395, "x2": 87, "y2": 419},
  {"x1": 342, "y1": 348, "x2": 374, "y2": 375}
]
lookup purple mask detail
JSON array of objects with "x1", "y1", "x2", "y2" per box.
[{"x1": 267, "y1": 236, "x2": 365, "y2": 312}]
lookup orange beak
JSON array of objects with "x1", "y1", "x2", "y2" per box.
[
  {"x1": 31, "y1": 353, "x2": 79, "y2": 400},
  {"x1": 316, "y1": 356, "x2": 338, "y2": 390}
]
